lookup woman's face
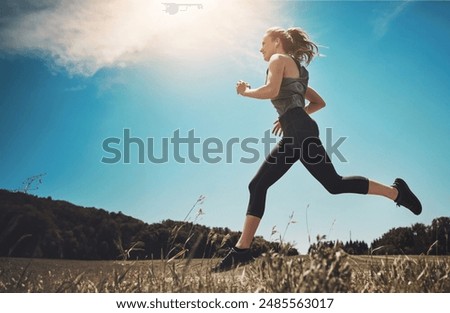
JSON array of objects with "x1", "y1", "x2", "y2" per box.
[{"x1": 260, "y1": 33, "x2": 278, "y2": 62}]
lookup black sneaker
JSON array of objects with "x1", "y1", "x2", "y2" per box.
[
  {"x1": 392, "y1": 178, "x2": 422, "y2": 215},
  {"x1": 212, "y1": 248, "x2": 254, "y2": 272}
]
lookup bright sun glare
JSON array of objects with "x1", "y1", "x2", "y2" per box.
[
  {"x1": 147, "y1": 1, "x2": 281, "y2": 60},
  {"x1": 0, "y1": 0, "x2": 283, "y2": 75}
]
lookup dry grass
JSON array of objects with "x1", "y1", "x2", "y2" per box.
[
  {"x1": 1, "y1": 198, "x2": 448, "y2": 292},
  {"x1": 1, "y1": 242, "x2": 449, "y2": 293}
]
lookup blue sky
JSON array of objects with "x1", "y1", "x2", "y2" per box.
[{"x1": 1, "y1": 0, "x2": 449, "y2": 253}]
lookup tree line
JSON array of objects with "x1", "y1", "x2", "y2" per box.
[
  {"x1": 0, "y1": 190, "x2": 297, "y2": 260},
  {"x1": 0, "y1": 189, "x2": 448, "y2": 260},
  {"x1": 308, "y1": 218, "x2": 449, "y2": 256}
]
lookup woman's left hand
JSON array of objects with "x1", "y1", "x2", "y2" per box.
[
  {"x1": 272, "y1": 119, "x2": 283, "y2": 137},
  {"x1": 236, "y1": 80, "x2": 250, "y2": 95}
]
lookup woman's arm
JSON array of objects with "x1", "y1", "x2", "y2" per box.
[
  {"x1": 236, "y1": 54, "x2": 284, "y2": 99},
  {"x1": 304, "y1": 86, "x2": 326, "y2": 114}
]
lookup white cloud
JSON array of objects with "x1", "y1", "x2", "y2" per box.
[
  {"x1": 0, "y1": 0, "x2": 284, "y2": 76},
  {"x1": 373, "y1": 1, "x2": 412, "y2": 39}
]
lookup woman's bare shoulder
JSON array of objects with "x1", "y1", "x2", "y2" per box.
[{"x1": 268, "y1": 53, "x2": 288, "y2": 62}]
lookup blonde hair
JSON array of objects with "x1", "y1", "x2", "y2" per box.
[{"x1": 266, "y1": 27, "x2": 318, "y2": 65}]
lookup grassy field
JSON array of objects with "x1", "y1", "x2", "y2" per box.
[{"x1": 1, "y1": 244, "x2": 449, "y2": 293}]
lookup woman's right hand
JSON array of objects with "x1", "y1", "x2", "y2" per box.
[
  {"x1": 272, "y1": 119, "x2": 283, "y2": 137},
  {"x1": 236, "y1": 80, "x2": 251, "y2": 95}
]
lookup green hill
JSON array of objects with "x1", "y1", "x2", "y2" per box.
[
  {"x1": 0, "y1": 189, "x2": 289, "y2": 260},
  {"x1": 1, "y1": 189, "x2": 447, "y2": 259}
]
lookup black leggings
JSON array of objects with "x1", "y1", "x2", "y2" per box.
[{"x1": 246, "y1": 107, "x2": 369, "y2": 218}]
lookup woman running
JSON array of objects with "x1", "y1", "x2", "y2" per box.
[{"x1": 213, "y1": 27, "x2": 422, "y2": 272}]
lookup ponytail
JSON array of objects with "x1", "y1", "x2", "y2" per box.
[
  {"x1": 287, "y1": 28, "x2": 318, "y2": 65},
  {"x1": 266, "y1": 27, "x2": 318, "y2": 65}
]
